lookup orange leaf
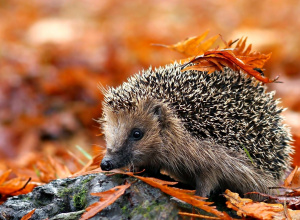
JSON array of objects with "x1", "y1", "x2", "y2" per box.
[
  {"x1": 155, "y1": 30, "x2": 219, "y2": 56},
  {"x1": 121, "y1": 173, "x2": 230, "y2": 219},
  {"x1": 71, "y1": 167, "x2": 103, "y2": 178},
  {"x1": 228, "y1": 38, "x2": 272, "y2": 68},
  {"x1": 47, "y1": 156, "x2": 72, "y2": 179},
  {"x1": 80, "y1": 182, "x2": 131, "y2": 220},
  {"x1": 225, "y1": 189, "x2": 300, "y2": 219},
  {"x1": 284, "y1": 166, "x2": 300, "y2": 188},
  {"x1": 161, "y1": 32, "x2": 273, "y2": 82},
  {"x1": 71, "y1": 153, "x2": 105, "y2": 177},
  {"x1": 292, "y1": 135, "x2": 300, "y2": 167},
  {"x1": 0, "y1": 169, "x2": 12, "y2": 185},
  {"x1": 186, "y1": 50, "x2": 277, "y2": 83},
  {"x1": 21, "y1": 209, "x2": 36, "y2": 220},
  {"x1": 0, "y1": 177, "x2": 38, "y2": 196},
  {"x1": 237, "y1": 52, "x2": 272, "y2": 69},
  {"x1": 178, "y1": 212, "x2": 221, "y2": 219},
  {"x1": 232, "y1": 37, "x2": 251, "y2": 56},
  {"x1": 200, "y1": 35, "x2": 220, "y2": 54},
  {"x1": 91, "y1": 170, "x2": 230, "y2": 219}
]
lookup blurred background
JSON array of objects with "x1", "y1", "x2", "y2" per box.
[{"x1": 0, "y1": 0, "x2": 299, "y2": 171}]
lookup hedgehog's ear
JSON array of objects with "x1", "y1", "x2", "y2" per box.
[
  {"x1": 153, "y1": 105, "x2": 162, "y2": 117},
  {"x1": 142, "y1": 99, "x2": 168, "y2": 127},
  {"x1": 153, "y1": 104, "x2": 168, "y2": 127}
]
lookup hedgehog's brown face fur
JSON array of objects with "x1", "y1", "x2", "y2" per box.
[{"x1": 101, "y1": 99, "x2": 168, "y2": 171}]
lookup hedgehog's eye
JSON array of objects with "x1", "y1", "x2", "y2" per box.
[{"x1": 130, "y1": 128, "x2": 144, "y2": 141}]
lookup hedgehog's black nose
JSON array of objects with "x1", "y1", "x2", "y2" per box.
[{"x1": 100, "y1": 159, "x2": 113, "y2": 171}]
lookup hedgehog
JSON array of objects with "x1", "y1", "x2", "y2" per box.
[{"x1": 99, "y1": 62, "x2": 293, "y2": 198}]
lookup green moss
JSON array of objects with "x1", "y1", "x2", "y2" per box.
[
  {"x1": 72, "y1": 175, "x2": 95, "y2": 209},
  {"x1": 82, "y1": 175, "x2": 95, "y2": 184},
  {"x1": 58, "y1": 187, "x2": 73, "y2": 198},
  {"x1": 73, "y1": 188, "x2": 88, "y2": 209},
  {"x1": 57, "y1": 175, "x2": 96, "y2": 210},
  {"x1": 129, "y1": 200, "x2": 169, "y2": 219},
  {"x1": 121, "y1": 204, "x2": 130, "y2": 217},
  {"x1": 21, "y1": 195, "x2": 30, "y2": 201}
]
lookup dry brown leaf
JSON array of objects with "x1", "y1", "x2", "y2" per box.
[
  {"x1": 288, "y1": 209, "x2": 300, "y2": 219},
  {"x1": 83, "y1": 169, "x2": 230, "y2": 219},
  {"x1": 284, "y1": 166, "x2": 300, "y2": 189},
  {"x1": 178, "y1": 211, "x2": 222, "y2": 219},
  {"x1": 71, "y1": 167, "x2": 103, "y2": 178},
  {"x1": 159, "y1": 31, "x2": 274, "y2": 83},
  {"x1": 75, "y1": 166, "x2": 233, "y2": 218},
  {"x1": 71, "y1": 152, "x2": 105, "y2": 177},
  {"x1": 116, "y1": 172, "x2": 231, "y2": 219},
  {"x1": 21, "y1": 209, "x2": 36, "y2": 220},
  {"x1": 47, "y1": 156, "x2": 72, "y2": 179},
  {"x1": 154, "y1": 30, "x2": 219, "y2": 56},
  {"x1": 225, "y1": 189, "x2": 300, "y2": 219},
  {"x1": 230, "y1": 38, "x2": 272, "y2": 68},
  {"x1": 245, "y1": 191, "x2": 300, "y2": 210},
  {"x1": 185, "y1": 49, "x2": 277, "y2": 83},
  {"x1": 0, "y1": 177, "x2": 37, "y2": 196},
  {"x1": 80, "y1": 182, "x2": 131, "y2": 220},
  {"x1": 0, "y1": 169, "x2": 12, "y2": 185},
  {"x1": 230, "y1": 37, "x2": 251, "y2": 56}
]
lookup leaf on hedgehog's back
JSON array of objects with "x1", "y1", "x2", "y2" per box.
[
  {"x1": 229, "y1": 37, "x2": 272, "y2": 68},
  {"x1": 224, "y1": 189, "x2": 300, "y2": 219},
  {"x1": 237, "y1": 52, "x2": 272, "y2": 69},
  {"x1": 183, "y1": 56, "x2": 236, "y2": 74},
  {"x1": 185, "y1": 50, "x2": 277, "y2": 83},
  {"x1": 156, "y1": 30, "x2": 276, "y2": 83},
  {"x1": 153, "y1": 30, "x2": 219, "y2": 57}
]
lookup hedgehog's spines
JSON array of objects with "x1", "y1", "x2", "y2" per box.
[{"x1": 103, "y1": 62, "x2": 293, "y2": 181}]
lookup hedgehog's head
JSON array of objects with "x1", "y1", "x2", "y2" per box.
[{"x1": 100, "y1": 98, "x2": 175, "y2": 171}]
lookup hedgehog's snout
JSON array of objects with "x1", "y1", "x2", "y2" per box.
[{"x1": 100, "y1": 158, "x2": 114, "y2": 171}]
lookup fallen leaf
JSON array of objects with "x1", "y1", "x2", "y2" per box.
[
  {"x1": 245, "y1": 191, "x2": 300, "y2": 210},
  {"x1": 284, "y1": 166, "x2": 300, "y2": 188},
  {"x1": 110, "y1": 171, "x2": 231, "y2": 219},
  {"x1": 47, "y1": 156, "x2": 72, "y2": 179},
  {"x1": 0, "y1": 177, "x2": 37, "y2": 196},
  {"x1": 80, "y1": 182, "x2": 131, "y2": 220},
  {"x1": 225, "y1": 189, "x2": 300, "y2": 219},
  {"x1": 178, "y1": 211, "x2": 222, "y2": 219},
  {"x1": 21, "y1": 209, "x2": 36, "y2": 220},
  {"x1": 71, "y1": 152, "x2": 105, "y2": 177},
  {"x1": 0, "y1": 169, "x2": 12, "y2": 185}
]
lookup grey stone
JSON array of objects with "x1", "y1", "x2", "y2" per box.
[{"x1": 0, "y1": 173, "x2": 181, "y2": 220}]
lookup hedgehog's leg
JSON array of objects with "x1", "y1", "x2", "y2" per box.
[
  {"x1": 193, "y1": 141, "x2": 274, "y2": 199},
  {"x1": 195, "y1": 180, "x2": 212, "y2": 197},
  {"x1": 206, "y1": 147, "x2": 273, "y2": 200},
  {"x1": 195, "y1": 172, "x2": 219, "y2": 197}
]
